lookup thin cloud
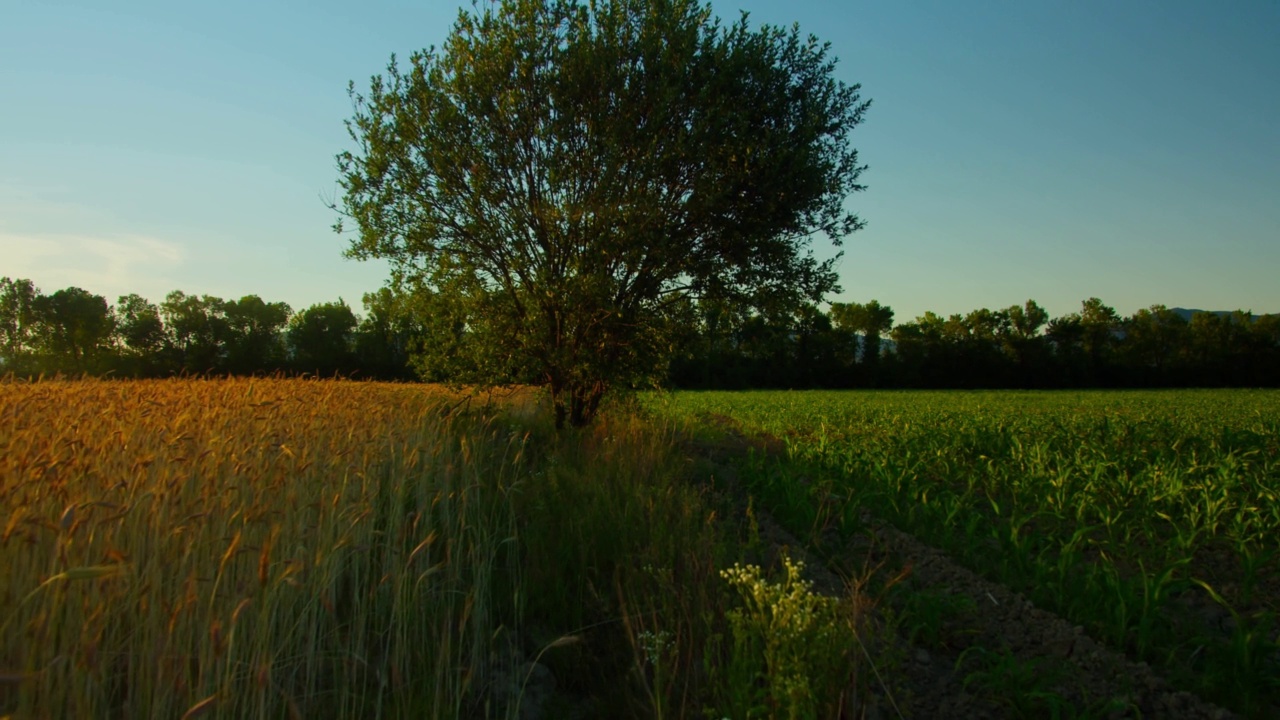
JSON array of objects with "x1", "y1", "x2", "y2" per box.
[{"x1": 0, "y1": 232, "x2": 184, "y2": 303}]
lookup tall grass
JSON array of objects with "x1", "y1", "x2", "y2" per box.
[
  {"x1": 2, "y1": 379, "x2": 880, "y2": 718},
  {"x1": 1, "y1": 378, "x2": 535, "y2": 717}
]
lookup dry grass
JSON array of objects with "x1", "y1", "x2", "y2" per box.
[{"x1": 1, "y1": 378, "x2": 530, "y2": 718}]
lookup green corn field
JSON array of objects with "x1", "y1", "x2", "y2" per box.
[{"x1": 658, "y1": 389, "x2": 1280, "y2": 714}]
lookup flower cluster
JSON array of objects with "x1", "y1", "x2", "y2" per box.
[
  {"x1": 720, "y1": 555, "x2": 851, "y2": 717},
  {"x1": 636, "y1": 629, "x2": 674, "y2": 668}
]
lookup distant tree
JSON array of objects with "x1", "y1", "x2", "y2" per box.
[
  {"x1": 793, "y1": 304, "x2": 841, "y2": 387},
  {"x1": 0, "y1": 277, "x2": 41, "y2": 375},
  {"x1": 114, "y1": 293, "x2": 168, "y2": 375},
  {"x1": 884, "y1": 320, "x2": 919, "y2": 381},
  {"x1": 1224, "y1": 311, "x2": 1259, "y2": 381},
  {"x1": 223, "y1": 295, "x2": 292, "y2": 374},
  {"x1": 946, "y1": 308, "x2": 1008, "y2": 387},
  {"x1": 938, "y1": 313, "x2": 967, "y2": 345},
  {"x1": 830, "y1": 300, "x2": 894, "y2": 361},
  {"x1": 963, "y1": 307, "x2": 1008, "y2": 344},
  {"x1": 1078, "y1": 297, "x2": 1120, "y2": 384},
  {"x1": 1250, "y1": 314, "x2": 1280, "y2": 385},
  {"x1": 288, "y1": 300, "x2": 358, "y2": 376},
  {"x1": 354, "y1": 287, "x2": 418, "y2": 379},
  {"x1": 161, "y1": 291, "x2": 230, "y2": 373},
  {"x1": 33, "y1": 287, "x2": 115, "y2": 374},
  {"x1": 334, "y1": 0, "x2": 870, "y2": 427},
  {"x1": 830, "y1": 300, "x2": 894, "y2": 385},
  {"x1": 667, "y1": 293, "x2": 1280, "y2": 390},
  {"x1": 1045, "y1": 314, "x2": 1086, "y2": 386},
  {"x1": 672, "y1": 297, "x2": 747, "y2": 389},
  {"x1": 1185, "y1": 311, "x2": 1228, "y2": 384},
  {"x1": 1253, "y1": 314, "x2": 1280, "y2": 346},
  {"x1": 1005, "y1": 299, "x2": 1048, "y2": 340},
  {"x1": 1122, "y1": 305, "x2": 1188, "y2": 384},
  {"x1": 1001, "y1": 299, "x2": 1049, "y2": 386},
  {"x1": 886, "y1": 311, "x2": 948, "y2": 387}
]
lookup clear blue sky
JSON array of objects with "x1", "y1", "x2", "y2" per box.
[{"x1": 2, "y1": 0, "x2": 1277, "y2": 323}]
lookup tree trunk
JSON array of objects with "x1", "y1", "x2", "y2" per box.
[
  {"x1": 549, "y1": 376, "x2": 568, "y2": 430},
  {"x1": 568, "y1": 380, "x2": 606, "y2": 428}
]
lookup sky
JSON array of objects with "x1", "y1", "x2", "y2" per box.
[{"x1": 2, "y1": 0, "x2": 1277, "y2": 323}]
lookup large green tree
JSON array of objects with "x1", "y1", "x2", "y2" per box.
[{"x1": 335, "y1": 0, "x2": 870, "y2": 427}]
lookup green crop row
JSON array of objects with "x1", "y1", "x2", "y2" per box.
[{"x1": 656, "y1": 389, "x2": 1280, "y2": 717}]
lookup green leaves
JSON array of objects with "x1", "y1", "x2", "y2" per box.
[
  {"x1": 334, "y1": 0, "x2": 870, "y2": 427},
  {"x1": 670, "y1": 389, "x2": 1280, "y2": 715}
]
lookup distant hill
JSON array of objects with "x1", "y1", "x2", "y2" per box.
[{"x1": 1169, "y1": 308, "x2": 1268, "y2": 322}]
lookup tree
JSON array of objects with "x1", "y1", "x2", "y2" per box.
[
  {"x1": 355, "y1": 287, "x2": 419, "y2": 379},
  {"x1": 830, "y1": 300, "x2": 893, "y2": 384},
  {"x1": 0, "y1": 277, "x2": 41, "y2": 375},
  {"x1": 888, "y1": 311, "x2": 947, "y2": 387},
  {"x1": 1000, "y1": 299, "x2": 1049, "y2": 386},
  {"x1": 335, "y1": 0, "x2": 870, "y2": 427},
  {"x1": 1250, "y1": 314, "x2": 1280, "y2": 385},
  {"x1": 1045, "y1": 314, "x2": 1085, "y2": 386},
  {"x1": 1122, "y1": 305, "x2": 1188, "y2": 384},
  {"x1": 161, "y1": 291, "x2": 230, "y2": 373},
  {"x1": 1078, "y1": 297, "x2": 1120, "y2": 384},
  {"x1": 33, "y1": 287, "x2": 116, "y2": 374},
  {"x1": 288, "y1": 300, "x2": 358, "y2": 377},
  {"x1": 224, "y1": 295, "x2": 292, "y2": 374},
  {"x1": 669, "y1": 297, "x2": 748, "y2": 389},
  {"x1": 792, "y1": 304, "x2": 842, "y2": 388},
  {"x1": 115, "y1": 293, "x2": 168, "y2": 375},
  {"x1": 1005, "y1": 299, "x2": 1048, "y2": 341}
]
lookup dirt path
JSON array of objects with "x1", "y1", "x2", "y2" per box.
[{"x1": 687, "y1": 422, "x2": 1237, "y2": 720}]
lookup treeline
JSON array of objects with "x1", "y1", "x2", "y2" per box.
[
  {"x1": 5, "y1": 277, "x2": 1277, "y2": 388},
  {"x1": 670, "y1": 298, "x2": 1280, "y2": 389},
  {"x1": 0, "y1": 278, "x2": 417, "y2": 380}
]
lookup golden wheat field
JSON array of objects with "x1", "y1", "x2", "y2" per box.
[{"x1": 0, "y1": 378, "x2": 540, "y2": 718}]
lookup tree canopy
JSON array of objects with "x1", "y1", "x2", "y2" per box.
[
  {"x1": 3, "y1": 276, "x2": 1278, "y2": 388},
  {"x1": 333, "y1": 0, "x2": 871, "y2": 427}
]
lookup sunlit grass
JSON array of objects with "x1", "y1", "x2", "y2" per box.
[{"x1": 0, "y1": 378, "x2": 533, "y2": 717}]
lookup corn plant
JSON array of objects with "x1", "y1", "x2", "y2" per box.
[{"x1": 657, "y1": 389, "x2": 1280, "y2": 717}]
